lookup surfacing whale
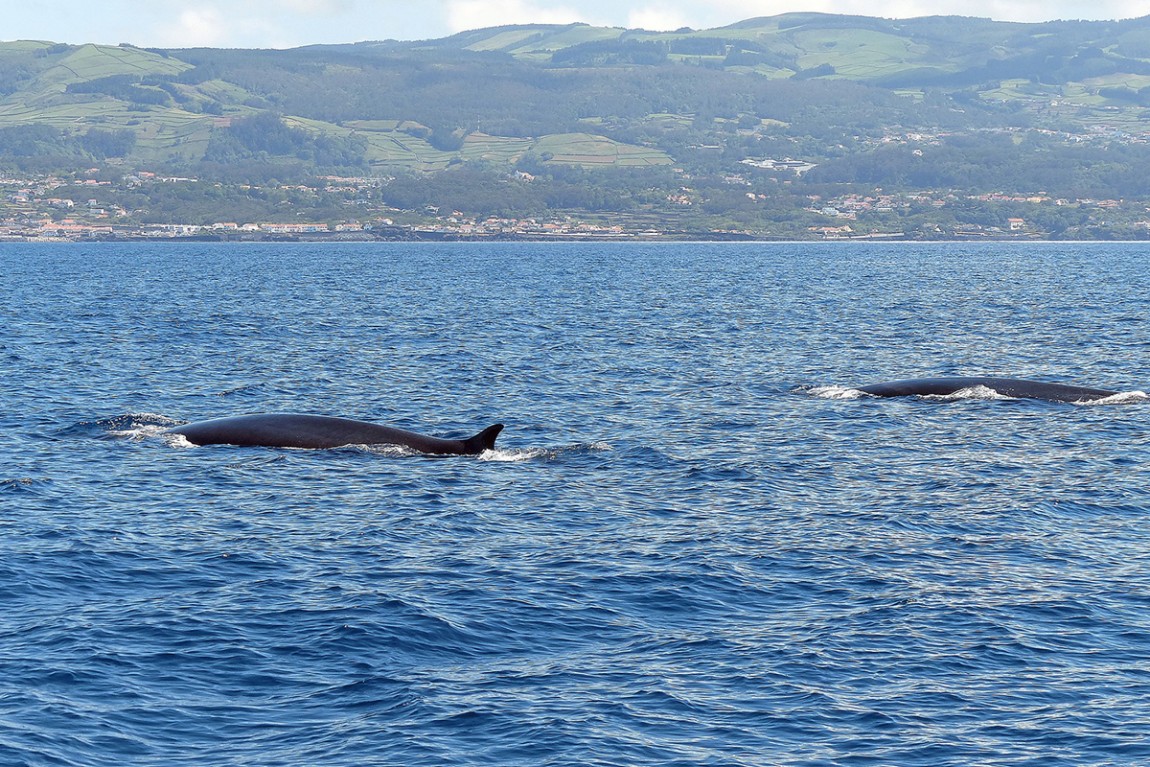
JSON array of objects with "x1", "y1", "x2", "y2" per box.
[
  {"x1": 856, "y1": 377, "x2": 1119, "y2": 403},
  {"x1": 167, "y1": 414, "x2": 503, "y2": 454}
]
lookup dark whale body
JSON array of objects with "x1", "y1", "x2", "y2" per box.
[
  {"x1": 857, "y1": 377, "x2": 1118, "y2": 403},
  {"x1": 167, "y1": 414, "x2": 503, "y2": 454}
]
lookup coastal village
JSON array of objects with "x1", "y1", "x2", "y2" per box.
[
  {"x1": 2, "y1": 166, "x2": 1149, "y2": 241},
  {"x1": 0, "y1": 171, "x2": 625, "y2": 241}
]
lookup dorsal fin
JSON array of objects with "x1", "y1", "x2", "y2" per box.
[{"x1": 463, "y1": 424, "x2": 503, "y2": 454}]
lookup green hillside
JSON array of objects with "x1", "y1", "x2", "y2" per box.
[
  {"x1": 414, "y1": 13, "x2": 1150, "y2": 89},
  {"x1": 2, "y1": 13, "x2": 1149, "y2": 178},
  {"x1": 4, "y1": 14, "x2": 1150, "y2": 175},
  {"x1": 8, "y1": 14, "x2": 1150, "y2": 239},
  {"x1": 0, "y1": 36, "x2": 677, "y2": 173}
]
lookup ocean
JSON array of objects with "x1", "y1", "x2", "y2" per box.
[{"x1": 2, "y1": 240, "x2": 1149, "y2": 766}]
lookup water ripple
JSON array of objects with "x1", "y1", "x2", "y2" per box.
[{"x1": 1, "y1": 242, "x2": 1148, "y2": 766}]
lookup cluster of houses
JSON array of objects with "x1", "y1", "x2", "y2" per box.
[
  {"x1": 0, "y1": 214, "x2": 643, "y2": 242},
  {"x1": 0, "y1": 219, "x2": 386, "y2": 241},
  {"x1": 3, "y1": 164, "x2": 1149, "y2": 241}
]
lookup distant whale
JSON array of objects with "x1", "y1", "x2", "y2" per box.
[
  {"x1": 856, "y1": 377, "x2": 1119, "y2": 403},
  {"x1": 167, "y1": 414, "x2": 504, "y2": 454}
]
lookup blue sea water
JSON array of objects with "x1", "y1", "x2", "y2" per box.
[{"x1": 1, "y1": 240, "x2": 1149, "y2": 766}]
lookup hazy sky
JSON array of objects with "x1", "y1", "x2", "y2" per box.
[{"x1": 4, "y1": 0, "x2": 1146, "y2": 49}]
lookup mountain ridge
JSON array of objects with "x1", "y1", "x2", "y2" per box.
[
  {"x1": 7, "y1": 13, "x2": 1150, "y2": 238},
  {"x1": 4, "y1": 12, "x2": 1150, "y2": 174}
]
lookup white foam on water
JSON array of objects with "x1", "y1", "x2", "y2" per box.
[
  {"x1": 106, "y1": 413, "x2": 181, "y2": 441},
  {"x1": 1076, "y1": 390, "x2": 1150, "y2": 406},
  {"x1": 480, "y1": 442, "x2": 612, "y2": 462},
  {"x1": 923, "y1": 385, "x2": 1013, "y2": 401},
  {"x1": 806, "y1": 385, "x2": 867, "y2": 400}
]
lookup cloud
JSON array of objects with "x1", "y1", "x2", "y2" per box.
[
  {"x1": 291, "y1": 0, "x2": 1150, "y2": 44},
  {"x1": 444, "y1": 0, "x2": 591, "y2": 33},
  {"x1": 279, "y1": 0, "x2": 354, "y2": 14},
  {"x1": 696, "y1": 0, "x2": 1147, "y2": 23},
  {"x1": 628, "y1": 6, "x2": 693, "y2": 30},
  {"x1": 147, "y1": 0, "x2": 334, "y2": 47},
  {"x1": 8, "y1": 0, "x2": 1146, "y2": 50},
  {"x1": 166, "y1": 7, "x2": 228, "y2": 46}
]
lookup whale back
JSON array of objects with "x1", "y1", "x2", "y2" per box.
[
  {"x1": 858, "y1": 377, "x2": 1118, "y2": 403},
  {"x1": 168, "y1": 414, "x2": 503, "y2": 454}
]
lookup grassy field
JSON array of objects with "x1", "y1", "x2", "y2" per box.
[
  {"x1": 533, "y1": 133, "x2": 671, "y2": 166},
  {"x1": 461, "y1": 24, "x2": 626, "y2": 58},
  {"x1": 354, "y1": 127, "x2": 670, "y2": 171},
  {"x1": 0, "y1": 41, "x2": 209, "y2": 162},
  {"x1": 790, "y1": 29, "x2": 934, "y2": 78},
  {"x1": 6, "y1": 15, "x2": 1150, "y2": 176},
  {"x1": 0, "y1": 40, "x2": 670, "y2": 172},
  {"x1": 318, "y1": 123, "x2": 670, "y2": 172},
  {"x1": 25, "y1": 44, "x2": 189, "y2": 97}
]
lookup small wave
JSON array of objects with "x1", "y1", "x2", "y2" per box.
[
  {"x1": 163, "y1": 440, "x2": 422, "y2": 455},
  {"x1": 480, "y1": 447, "x2": 546, "y2": 462},
  {"x1": 1076, "y1": 390, "x2": 1150, "y2": 406},
  {"x1": 805, "y1": 385, "x2": 867, "y2": 400},
  {"x1": 215, "y1": 383, "x2": 265, "y2": 397},
  {"x1": 61, "y1": 413, "x2": 180, "y2": 441},
  {"x1": 155, "y1": 439, "x2": 613, "y2": 460},
  {"x1": 222, "y1": 455, "x2": 290, "y2": 470},
  {"x1": 807, "y1": 384, "x2": 1012, "y2": 401},
  {"x1": 0, "y1": 477, "x2": 51, "y2": 495},
  {"x1": 355, "y1": 443, "x2": 421, "y2": 457},
  {"x1": 112, "y1": 425, "x2": 181, "y2": 442},
  {"x1": 922, "y1": 385, "x2": 1012, "y2": 401},
  {"x1": 163, "y1": 432, "x2": 198, "y2": 449},
  {"x1": 809, "y1": 383, "x2": 1148, "y2": 405},
  {"x1": 480, "y1": 442, "x2": 612, "y2": 462}
]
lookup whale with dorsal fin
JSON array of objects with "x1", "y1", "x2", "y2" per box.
[{"x1": 167, "y1": 414, "x2": 503, "y2": 454}]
